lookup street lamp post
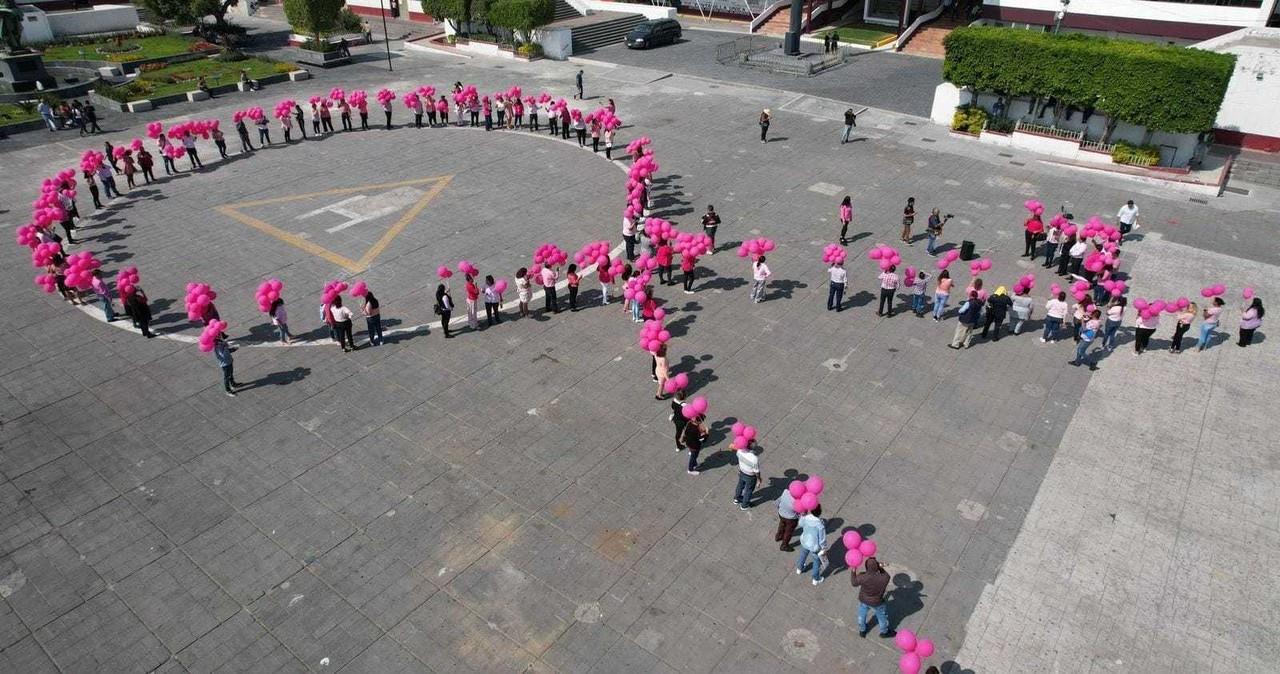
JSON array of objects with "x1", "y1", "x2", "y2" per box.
[
  {"x1": 378, "y1": 0, "x2": 394, "y2": 71},
  {"x1": 1053, "y1": 0, "x2": 1070, "y2": 34}
]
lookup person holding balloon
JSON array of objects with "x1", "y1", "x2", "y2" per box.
[
  {"x1": 732, "y1": 437, "x2": 761, "y2": 511},
  {"x1": 1196, "y1": 297, "x2": 1223, "y2": 351},
  {"x1": 852, "y1": 557, "x2": 894, "y2": 637},
  {"x1": 360, "y1": 289, "x2": 382, "y2": 347},
  {"x1": 483, "y1": 275, "x2": 503, "y2": 326},
  {"x1": 795, "y1": 504, "x2": 827, "y2": 585},
  {"x1": 776, "y1": 485, "x2": 799, "y2": 551},
  {"x1": 670, "y1": 389, "x2": 688, "y2": 451},
  {"x1": 269, "y1": 298, "x2": 291, "y2": 344},
  {"x1": 932, "y1": 269, "x2": 952, "y2": 321},
  {"x1": 1170, "y1": 302, "x2": 1196, "y2": 353},
  {"x1": 680, "y1": 409, "x2": 708, "y2": 475}
]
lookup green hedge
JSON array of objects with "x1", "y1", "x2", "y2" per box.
[
  {"x1": 951, "y1": 105, "x2": 986, "y2": 134},
  {"x1": 942, "y1": 26, "x2": 1235, "y2": 134},
  {"x1": 1111, "y1": 141, "x2": 1161, "y2": 166},
  {"x1": 488, "y1": 0, "x2": 554, "y2": 36}
]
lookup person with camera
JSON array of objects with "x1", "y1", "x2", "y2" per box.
[{"x1": 926, "y1": 208, "x2": 950, "y2": 256}]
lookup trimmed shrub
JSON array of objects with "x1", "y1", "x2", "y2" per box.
[
  {"x1": 488, "y1": 0, "x2": 554, "y2": 39},
  {"x1": 951, "y1": 105, "x2": 986, "y2": 135},
  {"x1": 515, "y1": 41, "x2": 543, "y2": 57},
  {"x1": 1111, "y1": 141, "x2": 1161, "y2": 166},
  {"x1": 942, "y1": 26, "x2": 1234, "y2": 134}
]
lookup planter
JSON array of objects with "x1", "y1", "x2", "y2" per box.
[
  {"x1": 977, "y1": 130, "x2": 1011, "y2": 147},
  {"x1": 186, "y1": 89, "x2": 210, "y2": 102},
  {"x1": 287, "y1": 48, "x2": 349, "y2": 69},
  {"x1": 949, "y1": 128, "x2": 980, "y2": 138},
  {"x1": 126, "y1": 99, "x2": 153, "y2": 112},
  {"x1": 288, "y1": 69, "x2": 311, "y2": 81},
  {"x1": 286, "y1": 33, "x2": 368, "y2": 48},
  {"x1": 0, "y1": 118, "x2": 48, "y2": 135}
]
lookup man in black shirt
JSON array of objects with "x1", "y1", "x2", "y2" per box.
[
  {"x1": 701, "y1": 205, "x2": 721, "y2": 254},
  {"x1": 841, "y1": 108, "x2": 857, "y2": 144}
]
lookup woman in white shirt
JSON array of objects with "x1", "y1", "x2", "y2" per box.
[
  {"x1": 329, "y1": 295, "x2": 355, "y2": 351},
  {"x1": 1042, "y1": 291, "x2": 1069, "y2": 343},
  {"x1": 1068, "y1": 238, "x2": 1088, "y2": 276},
  {"x1": 1103, "y1": 297, "x2": 1125, "y2": 350}
]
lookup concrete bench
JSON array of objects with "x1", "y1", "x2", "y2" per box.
[{"x1": 186, "y1": 89, "x2": 210, "y2": 102}]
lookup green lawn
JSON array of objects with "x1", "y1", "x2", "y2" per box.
[
  {"x1": 101, "y1": 57, "x2": 293, "y2": 101},
  {"x1": 0, "y1": 103, "x2": 39, "y2": 125},
  {"x1": 40, "y1": 34, "x2": 204, "y2": 63},
  {"x1": 815, "y1": 24, "x2": 897, "y2": 47}
]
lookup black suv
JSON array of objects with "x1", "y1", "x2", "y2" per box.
[{"x1": 625, "y1": 19, "x2": 682, "y2": 49}]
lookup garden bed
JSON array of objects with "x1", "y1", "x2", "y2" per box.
[
  {"x1": 0, "y1": 102, "x2": 40, "y2": 126},
  {"x1": 40, "y1": 34, "x2": 208, "y2": 63},
  {"x1": 95, "y1": 57, "x2": 294, "y2": 104},
  {"x1": 813, "y1": 24, "x2": 896, "y2": 47}
]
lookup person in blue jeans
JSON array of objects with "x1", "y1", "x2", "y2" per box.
[
  {"x1": 827, "y1": 262, "x2": 846, "y2": 311},
  {"x1": 1071, "y1": 309, "x2": 1101, "y2": 369},
  {"x1": 213, "y1": 336, "x2": 240, "y2": 397},
  {"x1": 795, "y1": 505, "x2": 827, "y2": 585},
  {"x1": 852, "y1": 557, "x2": 894, "y2": 638},
  {"x1": 910, "y1": 270, "x2": 929, "y2": 316},
  {"x1": 1042, "y1": 292, "x2": 1069, "y2": 343},
  {"x1": 1197, "y1": 297, "x2": 1224, "y2": 351}
]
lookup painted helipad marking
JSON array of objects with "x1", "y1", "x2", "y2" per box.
[{"x1": 216, "y1": 175, "x2": 453, "y2": 273}]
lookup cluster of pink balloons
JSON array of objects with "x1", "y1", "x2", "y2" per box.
[
  {"x1": 626, "y1": 136, "x2": 652, "y2": 156},
  {"x1": 738, "y1": 237, "x2": 776, "y2": 260},
  {"x1": 645, "y1": 217, "x2": 677, "y2": 244},
  {"x1": 787, "y1": 476, "x2": 824, "y2": 514},
  {"x1": 585, "y1": 106, "x2": 622, "y2": 131},
  {"x1": 1100, "y1": 278, "x2": 1127, "y2": 296},
  {"x1": 197, "y1": 320, "x2": 228, "y2": 353},
  {"x1": 450, "y1": 84, "x2": 477, "y2": 107},
  {"x1": 162, "y1": 144, "x2": 186, "y2": 160},
  {"x1": 255, "y1": 279, "x2": 283, "y2": 313},
  {"x1": 841, "y1": 530, "x2": 877, "y2": 569},
  {"x1": 401, "y1": 91, "x2": 421, "y2": 110},
  {"x1": 167, "y1": 119, "x2": 218, "y2": 140},
  {"x1": 62, "y1": 251, "x2": 100, "y2": 290},
  {"x1": 638, "y1": 318, "x2": 671, "y2": 353},
  {"x1": 680, "y1": 395, "x2": 709, "y2": 420},
  {"x1": 575, "y1": 240, "x2": 612, "y2": 267},
  {"x1": 730, "y1": 421, "x2": 756, "y2": 449},
  {"x1": 1133, "y1": 297, "x2": 1189, "y2": 320},
  {"x1": 116, "y1": 266, "x2": 140, "y2": 298},
  {"x1": 533, "y1": 243, "x2": 568, "y2": 267},
  {"x1": 623, "y1": 277, "x2": 649, "y2": 305},
  {"x1": 673, "y1": 231, "x2": 712, "y2": 259},
  {"x1": 1069, "y1": 279, "x2": 1091, "y2": 302},
  {"x1": 968, "y1": 258, "x2": 993, "y2": 276},
  {"x1": 895, "y1": 630, "x2": 936, "y2": 674},
  {"x1": 273, "y1": 99, "x2": 295, "y2": 120},
  {"x1": 1200, "y1": 283, "x2": 1227, "y2": 298},
  {"x1": 28, "y1": 175, "x2": 71, "y2": 233},
  {"x1": 1023, "y1": 199, "x2": 1045, "y2": 216},
  {"x1": 457, "y1": 260, "x2": 479, "y2": 277},
  {"x1": 375, "y1": 88, "x2": 395, "y2": 106},
  {"x1": 493, "y1": 278, "x2": 509, "y2": 294},
  {"x1": 185, "y1": 282, "x2": 217, "y2": 321},
  {"x1": 35, "y1": 273, "x2": 58, "y2": 293},
  {"x1": 146, "y1": 121, "x2": 164, "y2": 139},
  {"x1": 822, "y1": 243, "x2": 847, "y2": 265},
  {"x1": 350, "y1": 280, "x2": 368, "y2": 297},
  {"x1": 329, "y1": 87, "x2": 345, "y2": 103},
  {"x1": 868, "y1": 245, "x2": 901, "y2": 271},
  {"x1": 663, "y1": 371, "x2": 689, "y2": 395},
  {"x1": 347, "y1": 90, "x2": 368, "y2": 111},
  {"x1": 934, "y1": 248, "x2": 962, "y2": 270},
  {"x1": 16, "y1": 225, "x2": 41, "y2": 248},
  {"x1": 436, "y1": 265, "x2": 453, "y2": 280},
  {"x1": 80, "y1": 149, "x2": 105, "y2": 173},
  {"x1": 232, "y1": 106, "x2": 266, "y2": 123},
  {"x1": 1012, "y1": 273, "x2": 1036, "y2": 296},
  {"x1": 31, "y1": 241, "x2": 61, "y2": 267},
  {"x1": 1079, "y1": 215, "x2": 1121, "y2": 243},
  {"x1": 322, "y1": 280, "x2": 348, "y2": 305}
]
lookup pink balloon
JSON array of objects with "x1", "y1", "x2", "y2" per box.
[
  {"x1": 899, "y1": 652, "x2": 921, "y2": 674},
  {"x1": 859, "y1": 539, "x2": 877, "y2": 557},
  {"x1": 787, "y1": 481, "x2": 806, "y2": 499},
  {"x1": 914, "y1": 639, "x2": 934, "y2": 658},
  {"x1": 634, "y1": 292, "x2": 647, "y2": 304},
  {"x1": 844, "y1": 549, "x2": 864, "y2": 568},
  {"x1": 731, "y1": 422, "x2": 744, "y2": 436},
  {"x1": 894, "y1": 630, "x2": 917, "y2": 652},
  {"x1": 654, "y1": 308, "x2": 666, "y2": 321},
  {"x1": 1243, "y1": 287, "x2": 1254, "y2": 299},
  {"x1": 804, "y1": 476, "x2": 824, "y2": 495},
  {"x1": 798, "y1": 493, "x2": 818, "y2": 512},
  {"x1": 842, "y1": 530, "x2": 862, "y2": 549}
]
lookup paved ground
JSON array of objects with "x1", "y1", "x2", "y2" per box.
[
  {"x1": 579, "y1": 27, "x2": 945, "y2": 119},
  {"x1": 1, "y1": 17, "x2": 1278, "y2": 674}
]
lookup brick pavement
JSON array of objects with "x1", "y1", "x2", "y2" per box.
[{"x1": 0, "y1": 30, "x2": 1277, "y2": 674}]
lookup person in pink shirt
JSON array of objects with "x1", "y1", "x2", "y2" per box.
[
  {"x1": 839, "y1": 196, "x2": 853, "y2": 245},
  {"x1": 598, "y1": 257, "x2": 613, "y2": 305},
  {"x1": 1238, "y1": 297, "x2": 1264, "y2": 347},
  {"x1": 1023, "y1": 213, "x2": 1044, "y2": 258},
  {"x1": 656, "y1": 241, "x2": 674, "y2": 285},
  {"x1": 436, "y1": 97, "x2": 449, "y2": 126},
  {"x1": 541, "y1": 264, "x2": 560, "y2": 314},
  {"x1": 1133, "y1": 307, "x2": 1160, "y2": 354},
  {"x1": 681, "y1": 252, "x2": 697, "y2": 294},
  {"x1": 1196, "y1": 297, "x2": 1224, "y2": 351},
  {"x1": 877, "y1": 265, "x2": 899, "y2": 317},
  {"x1": 464, "y1": 274, "x2": 480, "y2": 330},
  {"x1": 1170, "y1": 302, "x2": 1196, "y2": 353}
]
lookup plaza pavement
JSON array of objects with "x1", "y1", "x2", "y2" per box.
[{"x1": 0, "y1": 25, "x2": 1277, "y2": 674}]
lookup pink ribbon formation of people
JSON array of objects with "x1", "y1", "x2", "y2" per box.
[{"x1": 14, "y1": 77, "x2": 1268, "y2": 674}]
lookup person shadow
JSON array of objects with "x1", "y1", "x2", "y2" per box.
[
  {"x1": 768, "y1": 279, "x2": 808, "y2": 301},
  {"x1": 756, "y1": 469, "x2": 801, "y2": 506},
  {"x1": 239, "y1": 366, "x2": 310, "y2": 391},
  {"x1": 885, "y1": 572, "x2": 926, "y2": 629}
]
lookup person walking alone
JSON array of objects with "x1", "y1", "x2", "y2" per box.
[
  {"x1": 795, "y1": 505, "x2": 827, "y2": 586},
  {"x1": 838, "y1": 196, "x2": 853, "y2": 245},
  {"x1": 841, "y1": 108, "x2": 857, "y2": 144},
  {"x1": 758, "y1": 109, "x2": 771, "y2": 143},
  {"x1": 574, "y1": 69, "x2": 584, "y2": 100},
  {"x1": 900, "y1": 197, "x2": 916, "y2": 245},
  {"x1": 701, "y1": 205, "x2": 721, "y2": 253},
  {"x1": 852, "y1": 558, "x2": 894, "y2": 638},
  {"x1": 1116, "y1": 199, "x2": 1139, "y2": 242}
]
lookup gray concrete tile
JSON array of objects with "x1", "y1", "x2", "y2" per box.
[
  {"x1": 183, "y1": 515, "x2": 301, "y2": 605},
  {"x1": 114, "y1": 550, "x2": 240, "y2": 653},
  {"x1": 248, "y1": 570, "x2": 382, "y2": 672},
  {"x1": 33, "y1": 589, "x2": 169, "y2": 673},
  {"x1": 127, "y1": 467, "x2": 234, "y2": 545}
]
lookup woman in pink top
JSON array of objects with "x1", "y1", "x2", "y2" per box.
[
  {"x1": 1238, "y1": 297, "x2": 1264, "y2": 347},
  {"x1": 1169, "y1": 302, "x2": 1196, "y2": 353},
  {"x1": 839, "y1": 196, "x2": 853, "y2": 245},
  {"x1": 1023, "y1": 214, "x2": 1044, "y2": 258},
  {"x1": 1133, "y1": 307, "x2": 1160, "y2": 354},
  {"x1": 656, "y1": 242, "x2": 674, "y2": 286},
  {"x1": 1196, "y1": 297, "x2": 1224, "y2": 351},
  {"x1": 932, "y1": 269, "x2": 952, "y2": 321}
]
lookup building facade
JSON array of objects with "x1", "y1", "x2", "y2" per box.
[{"x1": 981, "y1": 0, "x2": 1280, "y2": 43}]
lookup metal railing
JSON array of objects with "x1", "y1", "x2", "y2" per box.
[
  {"x1": 714, "y1": 35, "x2": 778, "y2": 63},
  {"x1": 893, "y1": 4, "x2": 943, "y2": 50},
  {"x1": 1079, "y1": 139, "x2": 1114, "y2": 154},
  {"x1": 1014, "y1": 120, "x2": 1084, "y2": 142},
  {"x1": 716, "y1": 37, "x2": 852, "y2": 76}
]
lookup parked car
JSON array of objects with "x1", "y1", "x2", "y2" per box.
[{"x1": 625, "y1": 19, "x2": 682, "y2": 49}]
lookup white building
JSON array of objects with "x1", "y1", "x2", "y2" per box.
[
  {"x1": 1194, "y1": 27, "x2": 1280, "y2": 151},
  {"x1": 980, "y1": 0, "x2": 1280, "y2": 43}
]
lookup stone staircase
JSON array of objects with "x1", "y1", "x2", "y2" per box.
[
  {"x1": 756, "y1": 9, "x2": 794, "y2": 36},
  {"x1": 1228, "y1": 152, "x2": 1280, "y2": 189},
  {"x1": 898, "y1": 17, "x2": 962, "y2": 58},
  {"x1": 553, "y1": 0, "x2": 582, "y2": 21},
  {"x1": 568, "y1": 13, "x2": 647, "y2": 53}
]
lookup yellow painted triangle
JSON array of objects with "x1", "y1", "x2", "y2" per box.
[{"x1": 215, "y1": 175, "x2": 454, "y2": 273}]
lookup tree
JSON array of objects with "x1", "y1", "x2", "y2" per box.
[
  {"x1": 283, "y1": 0, "x2": 346, "y2": 44},
  {"x1": 421, "y1": 0, "x2": 470, "y2": 33},
  {"x1": 487, "y1": 0, "x2": 553, "y2": 43},
  {"x1": 140, "y1": 0, "x2": 241, "y2": 38}
]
